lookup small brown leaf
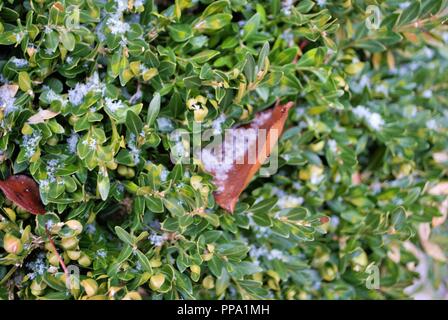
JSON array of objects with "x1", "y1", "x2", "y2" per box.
[
  {"x1": 428, "y1": 182, "x2": 448, "y2": 227},
  {"x1": 0, "y1": 175, "x2": 46, "y2": 215},
  {"x1": 27, "y1": 109, "x2": 59, "y2": 124},
  {"x1": 203, "y1": 102, "x2": 293, "y2": 213},
  {"x1": 0, "y1": 84, "x2": 19, "y2": 98}
]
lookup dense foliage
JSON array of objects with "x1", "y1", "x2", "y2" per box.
[{"x1": 0, "y1": 0, "x2": 447, "y2": 300}]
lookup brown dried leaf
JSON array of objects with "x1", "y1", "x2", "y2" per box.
[
  {"x1": 428, "y1": 182, "x2": 448, "y2": 227},
  {"x1": 0, "y1": 175, "x2": 46, "y2": 215},
  {"x1": 205, "y1": 102, "x2": 293, "y2": 213},
  {"x1": 27, "y1": 109, "x2": 59, "y2": 124},
  {"x1": 418, "y1": 223, "x2": 447, "y2": 262},
  {"x1": 0, "y1": 83, "x2": 19, "y2": 97}
]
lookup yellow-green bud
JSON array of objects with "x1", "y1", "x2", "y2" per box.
[
  {"x1": 68, "y1": 115, "x2": 79, "y2": 126},
  {"x1": 202, "y1": 275, "x2": 215, "y2": 289},
  {"x1": 107, "y1": 161, "x2": 118, "y2": 170},
  {"x1": 78, "y1": 253, "x2": 92, "y2": 267},
  {"x1": 61, "y1": 236, "x2": 78, "y2": 250},
  {"x1": 202, "y1": 252, "x2": 213, "y2": 261},
  {"x1": 118, "y1": 165, "x2": 128, "y2": 176},
  {"x1": 190, "y1": 264, "x2": 201, "y2": 275},
  {"x1": 123, "y1": 291, "x2": 142, "y2": 300},
  {"x1": 30, "y1": 280, "x2": 47, "y2": 296},
  {"x1": 48, "y1": 252, "x2": 60, "y2": 267},
  {"x1": 81, "y1": 279, "x2": 98, "y2": 297},
  {"x1": 65, "y1": 220, "x2": 83, "y2": 235},
  {"x1": 312, "y1": 247, "x2": 330, "y2": 268},
  {"x1": 67, "y1": 250, "x2": 81, "y2": 260},
  {"x1": 47, "y1": 136, "x2": 59, "y2": 146},
  {"x1": 3, "y1": 207, "x2": 16, "y2": 221},
  {"x1": 3, "y1": 233, "x2": 23, "y2": 254},
  {"x1": 149, "y1": 258, "x2": 162, "y2": 268},
  {"x1": 350, "y1": 250, "x2": 368, "y2": 272},
  {"x1": 149, "y1": 273, "x2": 165, "y2": 290},
  {"x1": 320, "y1": 262, "x2": 338, "y2": 282},
  {"x1": 126, "y1": 167, "x2": 135, "y2": 179}
]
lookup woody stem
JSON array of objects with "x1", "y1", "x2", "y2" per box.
[{"x1": 45, "y1": 226, "x2": 69, "y2": 276}]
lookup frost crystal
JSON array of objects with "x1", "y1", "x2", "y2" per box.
[
  {"x1": 85, "y1": 224, "x2": 96, "y2": 234},
  {"x1": 107, "y1": 18, "x2": 130, "y2": 35},
  {"x1": 46, "y1": 89, "x2": 67, "y2": 106},
  {"x1": 353, "y1": 105, "x2": 385, "y2": 131},
  {"x1": 82, "y1": 137, "x2": 97, "y2": 151},
  {"x1": 316, "y1": 0, "x2": 326, "y2": 7},
  {"x1": 281, "y1": 0, "x2": 295, "y2": 15},
  {"x1": 426, "y1": 119, "x2": 438, "y2": 130},
  {"x1": 128, "y1": 133, "x2": 141, "y2": 165},
  {"x1": 26, "y1": 253, "x2": 47, "y2": 276},
  {"x1": 422, "y1": 89, "x2": 433, "y2": 98},
  {"x1": 268, "y1": 249, "x2": 286, "y2": 261},
  {"x1": 327, "y1": 139, "x2": 338, "y2": 153},
  {"x1": 68, "y1": 72, "x2": 104, "y2": 106},
  {"x1": 149, "y1": 233, "x2": 167, "y2": 247},
  {"x1": 0, "y1": 85, "x2": 17, "y2": 116},
  {"x1": 399, "y1": 1, "x2": 410, "y2": 9},
  {"x1": 249, "y1": 245, "x2": 268, "y2": 260},
  {"x1": 277, "y1": 195, "x2": 304, "y2": 209},
  {"x1": 10, "y1": 57, "x2": 28, "y2": 68},
  {"x1": 281, "y1": 29, "x2": 294, "y2": 47},
  {"x1": 105, "y1": 97, "x2": 126, "y2": 112},
  {"x1": 22, "y1": 131, "x2": 41, "y2": 157},
  {"x1": 134, "y1": 0, "x2": 144, "y2": 7},
  {"x1": 353, "y1": 106, "x2": 370, "y2": 118},
  {"x1": 115, "y1": 0, "x2": 128, "y2": 13},
  {"x1": 375, "y1": 84, "x2": 388, "y2": 95},
  {"x1": 96, "y1": 249, "x2": 107, "y2": 258},
  {"x1": 157, "y1": 117, "x2": 174, "y2": 132},
  {"x1": 160, "y1": 167, "x2": 169, "y2": 182},
  {"x1": 67, "y1": 132, "x2": 79, "y2": 153},
  {"x1": 46, "y1": 159, "x2": 59, "y2": 183},
  {"x1": 39, "y1": 179, "x2": 49, "y2": 188},
  {"x1": 368, "y1": 113, "x2": 385, "y2": 131},
  {"x1": 211, "y1": 114, "x2": 226, "y2": 135},
  {"x1": 200, "y1": 115, "x2": 266, "y2": 192}
]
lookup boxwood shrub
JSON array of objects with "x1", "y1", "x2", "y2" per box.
[{"x1": 0, "y1": 0, "x2": 447, "y2": 300}]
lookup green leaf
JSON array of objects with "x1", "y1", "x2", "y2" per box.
[
  {"x1": 125, "y1": 110, "x2": 143, "y2": 135},
  {"x1": 376, "y1": 31, "x2": 403, "y2": 46},
  {"x1": 390, "y1": 207, "x2": 406, "y2": 230},
  {"x1": 115, "y1": 226, "x2": 135, "y2": 246},
  {"x1": 250, "y1": 198, "x2": 277, "y2": 215},
  {"x1": 0, "y1": 31, "x2": 17, "y2": 45},
  {"x1": 353, "y1": 39, "x2": 386, "y2": 52},
  {"x1": 398, "y1": 1, "x2": 421, "y2": 25},
  {"x1": 163, "y1": 197, "x2": 185, "y2": 216},
  {"x1": 252, "y1": 211, "x2": 272, "y2": 227},
  {"x1": 201, "y1": 0, "x2": 230, "y2": 17},
  {"x1": 421, "y1": 0, "x2": 443, "y2": 16},
  {"x1": 168, "y1": 24, "x2": 193, "y2": 42},
  {"x1": 286, "y1": 207, "x2": 308, "y2": 221},
  {"x1": 97, "y1": 166, "x2": 110, "y2": 201},
  {"x1": 45, "y1": 30, "x2": 59, "y2": 51},
  {"x1": 135, "y1": 250, "x2": 153, "y2": 273},
  {"x1": 242, "y1": 13, "x2": 260, "y2": 41},
  {"x1": 147, "y1": 92, "x2": 160, "y2": 126},
  {"x1": 244, "y1": 53, "x2": 256, "y2": 83},
  {"x1": 60, "y1": 31, "x2": 75, "y2": 51},
  {"x1": 257, "y1": 42, "x2": 270, "y2": 72},
  {"x1": 190, "y1": 50, "x2": 220, "y2": 64},
  {"x1": 274, "y1": 47, "x2": 299, "y2": 65},
  {"x1": 18, "y1": 72, "x2": 32, "y2": 92},
  {"x1": 196, "y1": 13, "x2": 232, "y2": 31}
]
